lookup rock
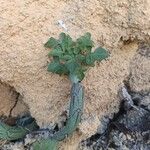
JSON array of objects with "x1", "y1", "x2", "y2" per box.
[
  {"x1": 129, "y1": 43, "x2": 150, "y2": 93},
  {"x1": 0, "y1": 0, "x2": 150, "y2": 149},
  {"x1": 0, "y1": 82, "x2": 28, "y2": 117}
]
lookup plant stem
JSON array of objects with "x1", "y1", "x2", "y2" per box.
[{"x1": 32, "y1": 81, "x2": 84, "y2": 150}]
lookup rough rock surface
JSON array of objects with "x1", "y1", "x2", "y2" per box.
[
  {"x1": 79, "y1": 88, "x2": 150, "y2": 150},
  {"x1": 0, "y1": 82, "x2": 28, "y2": 117},
  {"x1": 129, "y1": 43, "x2": 150, "y2": 93},
  {"x1": 0, "y1": 82, "x2": 17, "y2": 116},
  {"x1": 0, "y1": 0, "x2": 150, "y2": 149}
]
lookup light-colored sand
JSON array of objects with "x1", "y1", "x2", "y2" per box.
[{"x1": 0, "y1": 0, "x2": 149, "y2": 149}]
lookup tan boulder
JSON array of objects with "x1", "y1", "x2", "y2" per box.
[{"x1": 0, "y1": 0, "x2": 149, "y2": 149}]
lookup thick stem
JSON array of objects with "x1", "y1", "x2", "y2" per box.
[
  {"x1": 32, "y1": 82, "x2": 84, "y2": 150},
  {"x1": 52, "y1": 82, "x2": 84, "y2": 141},
  {"x1": 69, "y1": 74, "x2": 80, "y2": 83}
]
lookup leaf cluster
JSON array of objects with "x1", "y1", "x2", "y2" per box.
[{"x1": 45, "y1": 32, "x2": 109, "y2": 82}]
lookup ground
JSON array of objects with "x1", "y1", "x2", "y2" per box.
[{"x1": 0, "y1": 0, "x2": 150, "y2": 149}]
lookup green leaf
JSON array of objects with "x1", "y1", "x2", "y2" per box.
[
  {"x1": 77, "y1": 32, "x2": 94, "y2": 53},
  {"x1": 53, "y1": 56, "x2": 59, "y2": 61},
  {"x1": 44, "y1": 37, "x2": 58, "y2": 48},
  {"x1": 85, "y1": 53, "x2": 95, "y2": 66},
  {"x1": 73, "y1": 46, "x2": 80, "y2": 54},
  {"x1": 65, "y1": 59, "x2": 79, "y2": 74},
  {"x1": 48, "y1": 47, "x2": 63, "y2": 57},
  {"x1": 92, "y1": 47, "x2": 109, "y2": 61},
  {"x1": 48, "y1": 61, "x2": 68, "y2": 75},
  {"x1": 75, "y1": 54, "x2": 85, "y2": 63},
  {"x1": 59, "y1": 33, "x2": 73, "y2": 53},
  {"x1": 46, "y1": 33, "x2": 109, "y2": 82},
  {"x1": 32, "y1": 139, "x2": 58, "y2": 150},
  {"x1": 60, "y1": 55, "x2": 72, "y2": 61},
  {"x1": 85, "y1": 47, "x2": 109, "y2": 65}
]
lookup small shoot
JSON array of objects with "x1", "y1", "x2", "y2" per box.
[{"x1": 45, "y1": 32, "x2": 109, "y2": 83}]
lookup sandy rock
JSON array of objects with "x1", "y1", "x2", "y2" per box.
[
  {"x1": 0, "y1": 82, "x2": 28, "y2": 117},
  {"x1": 129, "y1": 43, "x2": 150, "y2": 92},
  {"x1": 0, "y1": 82, "x2": 17, "y2": 116},
  {"x1": 0, "y1": 0, "x2": 150, "y2": 149}
]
